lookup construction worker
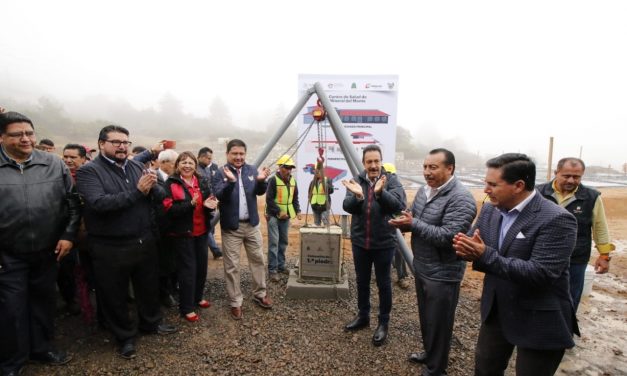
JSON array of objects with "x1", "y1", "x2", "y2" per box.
[
  {"x1": 265, "y1": 155, "x2": 301, "y2": 282},
  {"x1": 308, "y1": 164, "x2": 334, "y2": 226}
]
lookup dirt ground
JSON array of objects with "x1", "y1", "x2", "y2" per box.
[{"x1": 23, "y1": 188, "x2": 627, "y2": 375}]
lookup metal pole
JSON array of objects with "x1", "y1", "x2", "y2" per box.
[
  {"x1": 547, "y1": 136, "x2": 554, "y2": 181},
  {"x1": 252, "y1": 87, "x2": 316, "y2": 167},
  {"x1": 313, "y1": 82, "x2": 414, "y2": 275},
  {"x1": 313, "y1": 82, "x2": 362, "y2": 177}
]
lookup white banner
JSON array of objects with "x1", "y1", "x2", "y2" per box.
[{"x1": 296, "y1": 74, "x2": 399, "y2": 216}]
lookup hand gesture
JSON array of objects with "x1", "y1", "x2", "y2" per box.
[
  {"x1": 55, "y1": 240, "x2": 74, "y2": 261},
  {"x1": 374, "y1": 174, "x2": 387, "y2": 194},
  {"x1": 453, "y1": 229, "x2": 486, "y2": 261},
  {"x1": 594, "y1": 256, "x2": 610, "y2": 274},
  {"x1": 388, "y1": 210, "x2": 412, "y2": 230},
  {"x1": 342, "y1": 179, "x2": 364, "y2": 199},
  {"x1": 257, "y1": 166, "x2": 270, "y2": 181},
  {"x1": 152, "y1": 140, "x2": 166, "y2": 155},
  {"x1": 203, "y1": 195, "x2": 218, "y2": 209},
  {"x1": 137, "y1": 170, "x2": 157, "y2": 195},
  {"x1": 223, "y1": 166, "x2": 236, "y2": 182},
  {"x1": 191, "y1": 192, "x2": 200, "y2": 207}
]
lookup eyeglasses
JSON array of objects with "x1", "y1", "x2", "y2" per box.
[
  {"x1": 5, "y1": 131, "x2": 35, "y2": 138},
  {"x1": 104, "y1": 140, "x2": 132, "y2": 147},
  {"x1": 280, "y1": 165, "x2": 295, "y2": 170}
]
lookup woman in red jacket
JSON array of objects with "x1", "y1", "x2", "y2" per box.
[{"x1": 162, "y1": 151, "x2": 218, "y2": 322}]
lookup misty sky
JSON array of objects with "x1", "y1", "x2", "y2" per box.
[{"x1": 2, "y1": 0, "x2": 626, "y2": 169}]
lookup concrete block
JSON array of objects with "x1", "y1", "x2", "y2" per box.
[{"x1": 285, "y1": 269, "x2": 350, "y2": 300}]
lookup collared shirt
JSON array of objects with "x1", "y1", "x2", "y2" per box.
[
  {"x1": 237, "y1": 168, "x2": 249, "y2": 221},
  {"x1": 157, "y1": 168, "x2": 168, "y2": 181},
  {"x1": 498, "y1": 190, "x2": 536, "y2": 249},
  {"x1": 0, "y1": 145, "x2": 33, "y2": 171},
  {"x1": 551, "y1": 180, "x2": 613, "y2": 252},
  {"x1": 424, "y1": 175, "x2": 454, "y2": 203}
]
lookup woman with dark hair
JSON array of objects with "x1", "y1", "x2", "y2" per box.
[{"x1": 162, "y1": 151, "x2": 218, "y2": 322}]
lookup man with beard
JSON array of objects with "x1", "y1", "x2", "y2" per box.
[{"x1": 76, "y1": 125, "x2": 177, "y2": 360}]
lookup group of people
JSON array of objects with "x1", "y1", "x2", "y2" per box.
[
  {"x1": 0, "y1": 108, "x2": 615, "y2": 376},
  {"x1": 342, "y1": 145, "x2": 614, "y2": 376}
]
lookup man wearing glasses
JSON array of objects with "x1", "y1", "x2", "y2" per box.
[
  {"x1": 265, "y1": 155, "x2": 301, "y2": 282},
  {"x1": 76, "y1": 125, "x2": 177, "y2": 360},
  {"x1": 0, "y1": 111, "x2": 80, "y2": 375}
]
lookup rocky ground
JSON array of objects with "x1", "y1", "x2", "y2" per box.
[{"x1": 21, "y1": 188, "x2": 627, "y2": 375}]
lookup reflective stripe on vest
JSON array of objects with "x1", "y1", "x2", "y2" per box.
[
  {"x1": 310, "y1": 179, "x2": 327, "y2": 205},
  {"x1": 275, "y1": 175, "x2": 296, "y2": 218}
]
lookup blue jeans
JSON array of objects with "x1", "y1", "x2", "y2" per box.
[
  {"x1": 207, "y1": 227, "x2": 221, "y2": 255},
  {"x1": 569, "y1": 263, "x2": 587, "y2": 312},
  {"x1": 393, "y1": 246, "x2": 408, "y2": 280},
  {"x1": 352, "y1": 244, "x2": 395, "y2": 324},
  {"x1": 267, "y1": 216, "x2": 289, "y2": 273}
]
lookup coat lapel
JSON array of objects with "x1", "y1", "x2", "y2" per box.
[
  {"x1": 500, "y1": 193, "x2": 542, "y2": 256},
  {"x1": 488, "y1": 207, "x2": 502, "y2": 252}
]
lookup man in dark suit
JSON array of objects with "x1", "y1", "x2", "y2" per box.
[{"x1": 453, "y1": 153, "x2": 578, "y2": 376}]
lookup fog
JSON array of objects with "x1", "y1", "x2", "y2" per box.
[{"x1": 2, "y1": 0, "x2": 626, "y2": 170}]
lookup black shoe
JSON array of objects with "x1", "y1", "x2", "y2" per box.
[
  {"x1": 118, "y1": 340, "x2": 136, "y2": 360},
  {"x1": 140, "y1": 323, "x2": 178, "y2": 335},
  {"x1": 30, "y1": 350, "x2": 72, "y2": 365},
  {"x1": 343, "y1": 316, "x2": 369, "y2": 332},
  {"x1": 66, "y1": 301, "x2": 81, "y2": 316},
  {"x1": 372, "y1": 323, "x2": 388, "y2": 346},
  {"x1": 409, "y1": 351, "x2": 428, "y2": 364},
  {"x1": 156, "y1": 323, "x2": 178, "y2": 335},
  {"x1": 160, "y1": 294, "x2": 177, "y2": 308}
]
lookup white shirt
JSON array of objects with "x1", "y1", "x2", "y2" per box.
[
  {"x1": 424, "y1": 175, "x2": 455, "y2": 202},
  {"x1": 237, "y1": 168, "x2": 250, "y2": 220}
]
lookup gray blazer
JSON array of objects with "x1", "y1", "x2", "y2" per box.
[{"x1": 472, "y1": 192, "x2": 579, "y2": 350}]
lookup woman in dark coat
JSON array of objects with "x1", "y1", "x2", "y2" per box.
[{"x1": 162, "y1": 151, "x2": 218, "y2": 322}]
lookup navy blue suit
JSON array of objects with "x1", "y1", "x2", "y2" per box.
[
  {"x1": 212, "y1": 163, "x2": 267, "y2": 229},
  {"x1": 472, "y1": 192, "x2": 579, "y2": 375}
]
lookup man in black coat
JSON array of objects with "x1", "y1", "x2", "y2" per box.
[
  {"x1": 76, "y1": 125, "x2": 177, "y2": 360},
  {"x1": 342, "y1": 144, "x2": 406, "y2": 346},
  {"x1": 0, "y1": 112, "x2": 80, "y2": 375},
  {"x1": 454, "y1": 153, "x2": 578, "y2": 375}
]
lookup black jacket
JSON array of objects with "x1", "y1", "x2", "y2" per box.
[
  {"x1": 0, "y1": 149, "x2": 81, "y2": 253},
  {"x1": 162, "y1": 174, "x2": 215, "y2": 236},
  {"x1": 343, "y1": 170, "x2": 406, "y2": 250},
  {"x1": 76, "y1": 155, "x2": 164, "y2": 243},
  {"x1": 537, "y1": 182, "x2": 599, "y2": 264}
]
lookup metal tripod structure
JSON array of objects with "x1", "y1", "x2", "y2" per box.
[{"x1": 252, "y1": 82, "x2": 415, "y2": 275}]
